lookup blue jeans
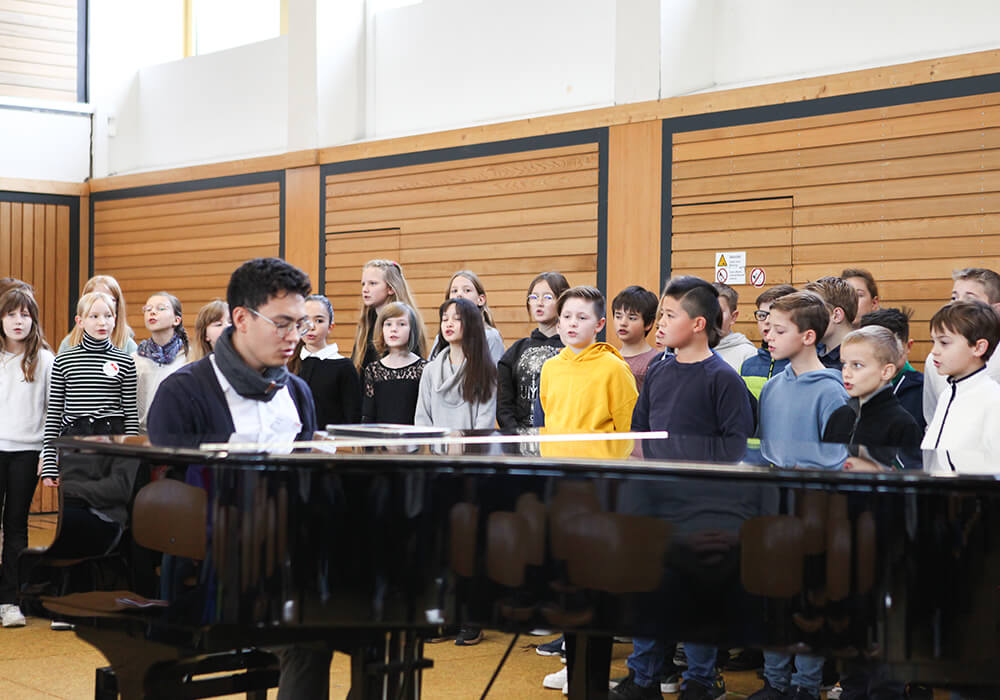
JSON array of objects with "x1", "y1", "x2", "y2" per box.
[
  {"x1": 627, "y1": 640, "x2": 717, "y2": 688},
  {"x1": 681, "y1": 643, "x2": 718, "y2": 689},
  {"x1": 763, "y1": 651, "x2": 823, "y2": 694}
]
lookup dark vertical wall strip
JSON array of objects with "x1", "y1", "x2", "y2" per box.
[
  {"x1": 278, "y1": 170, "x2": 286, "y2": 259},
  {"x1": 318, "y1": 181, "x2": 327, "y2": 293},
  {"x1": 659, "y1": 72, "x2": 1000, "y2": 287},
  {"x1": 77, "y1": 0, "x2": 88, "y2": 103},
  {"x1": 0, "y1": 191, "x2": 80, "y2": 326},
  {"x1": 595, "y1": 128, "x2": 609, "y2": 342}
]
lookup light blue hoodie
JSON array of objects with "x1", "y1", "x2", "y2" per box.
[{"x1": 758, "y1": 364, "x2": 849, "y2": 470}]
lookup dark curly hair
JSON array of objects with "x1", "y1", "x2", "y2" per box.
[{"x1": 227, "y1": 258, "x2": 312, "y2": 311}]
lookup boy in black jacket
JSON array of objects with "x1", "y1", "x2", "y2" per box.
[
  {"x1": 822, "y1": 326, "x2": 922, "y2": 469},
  {"x1": 859, "y1": 307, "x2": 925, "y2": 432}
]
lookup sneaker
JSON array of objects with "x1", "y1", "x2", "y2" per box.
[
  {"x1": 50, "y1": 620, "x2": 74, "y2": 631},
  {"x1": 789, "y1": 688, "x2": 819, "y2": 700},
  {"x1": 724, "y1": 647, "x2": 764, "y2": 672},
  {"x1": 537, "y1": 635, "x2": 565, "y2": 656},
  {"x1": 544, "y1": 667, "x2": 568, "y2": 691},
  {"x1": 826, "y1": 685, "x2": 843, "y2": 700},
  {"x1": 747, "y1": 680, "x2": 788, "y2": 700},
  {"x1": 0, "y1": 605, "x2": 25, "y2": 628},
  {"x1": 678, "y1": 678, "x2": 726, "y2": 700},
  {"x1": 661, "y1": 672, "x2": 682, "y2": 694},
  {"x1": 673, "y1": 642, "x2": 687, "y2": 667},
  {"x1": 609, "y1": 670, "x2": 663, "y2": 700},
  {"x1": 454, "y1": 626, "x2": 483, "y2": 646},
  {"x1": 530, "y1": 628, "x2": 556, "y2": 636}
]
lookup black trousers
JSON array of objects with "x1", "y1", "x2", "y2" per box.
[{"x1": 0, "y1": 450, "x2": 40, "y2": 604}]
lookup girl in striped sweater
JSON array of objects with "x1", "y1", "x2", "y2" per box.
[{"x1": 41, "y1": 291, "x2": 139, "y2": 484}]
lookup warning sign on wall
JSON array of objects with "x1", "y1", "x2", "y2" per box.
[{"x1": 714, "y1": 251, "x2": 746, "y2": 285}]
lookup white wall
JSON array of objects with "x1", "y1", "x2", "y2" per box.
[
  {"x1": 709, "y1": 0, "x2": 1000, "y2": 90},
  {"x1": 370, "y1": 0, "x2": 617, "y2": 137},
  {"x1": 78, "y1": 0, "x2": 1000, "y2": 178},
  {"x1": 0, "y1": 108, "x2": 90, "y2": 182}
]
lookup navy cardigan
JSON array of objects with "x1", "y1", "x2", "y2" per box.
[{"x1": 147, "y1": 357, "x2": 317, "y2": 448}]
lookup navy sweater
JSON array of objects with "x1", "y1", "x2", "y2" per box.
[
  {"x1": 632, "y1": 352, "x2": 754, "y2": 462},
  {"x1": 147, "y1": 357, "x2": 317, "y2": 448}
]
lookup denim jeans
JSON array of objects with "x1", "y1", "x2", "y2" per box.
[
  {"x1": 763, "y1": 651, "x2": 823, "y2": 694},
  {"x1": 681, "y1": 642, "x2": 718, "y2": 688},
  {"x1": 626, "y1": 637, "x2": 668, "y2": 687}
]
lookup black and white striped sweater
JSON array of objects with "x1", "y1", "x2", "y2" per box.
[{"x1": 41, "y1": 332, "x2": 138, "y2": 477}]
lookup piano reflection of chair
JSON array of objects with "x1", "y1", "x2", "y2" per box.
[{"x1": 29, "y1": 476, "x2": 281, "y2": 700}]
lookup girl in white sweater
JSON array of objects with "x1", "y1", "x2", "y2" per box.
[
  {"x1": 134, "y1": 292, "x2": 189, "y2": 429},
  {"x1": 0, "y1": 286, "x2": 54, "y2": 627}
]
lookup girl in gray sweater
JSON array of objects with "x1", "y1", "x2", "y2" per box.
[{"x1": 415, "y1": 298, "x2": 497, "y2": 430}]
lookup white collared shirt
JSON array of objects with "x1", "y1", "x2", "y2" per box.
[{"x1": 209, "y1": 355, "x2": 302, "y2": 441}]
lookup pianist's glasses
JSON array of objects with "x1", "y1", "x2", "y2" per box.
[{"x1": 247, "y1": 308, "x2": 314, "y2": 337}]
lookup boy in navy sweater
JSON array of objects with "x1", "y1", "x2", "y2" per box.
[
  {"x1": 803, "y1": 276, "x2": 858, "y2": 371},
  {"x1": 613, "y1": 276, "x2": 753, "y2": 700}
]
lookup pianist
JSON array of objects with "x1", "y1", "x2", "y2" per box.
[{"x1": 147, "y1": 257, "x2": 327, "y2": 699}]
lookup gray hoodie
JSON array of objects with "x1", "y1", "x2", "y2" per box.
[
  {"x1": 414, "y1": 347, "x2": 496, "y2": 429},
  {"x1": 713, "y1": 331, "x2": 757, "y2": 373}
]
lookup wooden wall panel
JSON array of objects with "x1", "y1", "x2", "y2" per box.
[
  {"x1": 323, "y1": 143, "x2": 601, "y2": 355},
  {"x1": 0, "y1": 193, "x2": 74, "y2": 514},
  {"x1": 0, "y1": 0, "x2": 79, "y2": 101},
  {"x1": 671, "y1": 91, "x2": 1000, "y2": 369},
  {"x1": 92, "y1": 182, "x2": 282, "y2": 343}
]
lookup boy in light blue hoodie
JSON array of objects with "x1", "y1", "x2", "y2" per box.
[
  {"x1": 757, "y1": 290, "x2": 850, "y2": 472},
  {"x1": 750, "y1": 290, "x2": 849, "y2": 700}
]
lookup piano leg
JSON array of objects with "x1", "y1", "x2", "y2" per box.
[
  {"x1": 565, "y1": 632, "x2": 612, "y2": 700},
  {"x1": 348, "y1": 631, "x2": 431, "y2": 700}
]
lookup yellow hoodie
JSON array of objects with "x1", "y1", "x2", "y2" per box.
[{"x1": 539, "y1": 342, "x2": 638, "y2": 435}]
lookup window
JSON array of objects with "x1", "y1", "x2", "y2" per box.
[{"x1": 185, "y1": 0, "x2": 283, "y2": 57}]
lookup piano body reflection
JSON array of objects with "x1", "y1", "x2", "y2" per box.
[{"x1": 21, "y1": 431, "x2": 1000, "y2": 699}]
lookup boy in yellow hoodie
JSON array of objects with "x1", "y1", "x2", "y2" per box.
[{"x1": 536, "y1": 286, "x2": 638, "y2": 434}]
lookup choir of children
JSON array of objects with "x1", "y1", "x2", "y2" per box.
[{"x1": 9, "y1": 256, "x2": 1000, "y2": 700}]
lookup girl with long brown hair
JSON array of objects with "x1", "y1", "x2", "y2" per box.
[
  {"x1": 0, "y1": 286, "x2": 54, "y2": 627},
  {"x1": 430, "y1": 270, "x2": 505, "y2": 363}
]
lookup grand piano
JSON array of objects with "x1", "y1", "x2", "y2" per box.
[{"x1": 21, "y1": 430, "x2": 1000, "y2": 699}]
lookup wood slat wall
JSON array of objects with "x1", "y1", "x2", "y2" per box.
[
  {"x1": 92, "y1": 182, "x2": 282, "y2": 343},
  {"x1": 0, "y1": 0, "x2": 79, "y2": 101},
  {"x1": 0, "y1": 196, "x2": 72, "y2": 513},
  {"x1": 324, "y1": 143, "x2": 600, "y2": 355},
  {"x1": 670, "y1": 91, "x2": 1000, "y2": 369}
]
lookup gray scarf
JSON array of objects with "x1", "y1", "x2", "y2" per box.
[{"x1": 213, "y1": 326, "x2": 289, "y2": 402}]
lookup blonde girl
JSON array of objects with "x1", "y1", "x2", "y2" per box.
[
  {"x1": 41, "y1": 291, "x2": 138, "y2": 482},
  {"x1": 361, "y1": 302, "x2": 428, "y2": 424},
  {"x1": 188, "y1": 300, "x2": 231, "y2": 362},
  {"x1": 0, "y1": 287, "x2": 54, "y2": 627},
  {"x1": 134, "y1": 292, "x2": 190, "y2": 428},
  {"x1": 351, "y1": 260, "x2": 424, "y2": 374},
  {"x1": 433, "y1": 270, "x2": 505, "y2": 363},
  {"x1": 59, "y1": 275, "x2": 136, "y2": 354}
]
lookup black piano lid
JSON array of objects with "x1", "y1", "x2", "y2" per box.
[{"x1": 51, "y1": 431, "x2": 1000, "y2": 493}]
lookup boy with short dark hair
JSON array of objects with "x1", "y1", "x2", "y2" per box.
[
  {"x1": 921, "y1": 301, "x2": 1000, "y2": 474},
  {"x1": 822, "y1": 326, "x2": 922, "y2": 468},
  {"x1": 740, "y1": 284, "x2": 797, "y2": 400},
  {"x1": 841, "y1": 268, "x2": 880, "y2": 326},
  {"x1": 922, "y1": 268, "x2": 1000, "y2": 426},
  {"x1": 859, "y1": 307, "x2": 924, "y2": 431},
  {"x1": 614, "y1": 276, "x2": 753, "y2": 700},
  {"x1": 537, "y1": 286, "x2": 638, "y2": 435},
  {"x1": 803, "y1": 276, "x2": 858, "y2": 370},
  {"x1": 612, "y1": 285, "x2": 661, "y2": 391},
  {"x1": 752, "y1": 290, "x2": 849, "y2": 699},
  {"x1": 711, "y1": 282, "x2": 756, "y2": 372}
]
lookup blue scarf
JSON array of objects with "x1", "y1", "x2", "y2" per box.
[{"x1": 136, "y1": 333, "x2": 185, "y2": 366}]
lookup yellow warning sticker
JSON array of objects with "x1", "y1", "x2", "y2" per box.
[{"x1": 717, "y1": 254, "x2": 727, "y2": 266}]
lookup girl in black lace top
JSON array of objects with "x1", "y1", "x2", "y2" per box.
[{"x1": 361, "y1": 302, "x2": 428, "y2": 424}]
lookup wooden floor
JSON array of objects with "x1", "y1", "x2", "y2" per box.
[{"x1": 0, "y1": 515, "x2": 945, "y2": 699}]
